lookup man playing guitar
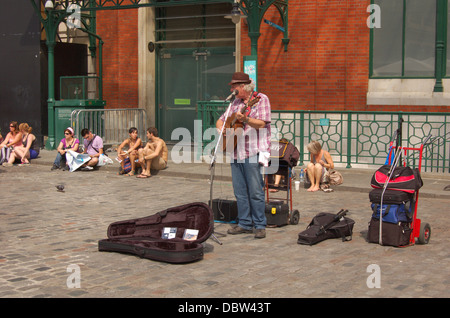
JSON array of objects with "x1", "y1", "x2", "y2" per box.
[{"x1": 215, "y1": 72, "x2": 272, "y2": 239}]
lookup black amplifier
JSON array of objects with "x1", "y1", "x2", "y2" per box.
[{"x1": 209, "y1": 199, "x2": 238, "y2": 222}]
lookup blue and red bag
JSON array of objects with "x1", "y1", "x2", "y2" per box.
[
  {"x1": 123, "y1": 157, "x2": 132, "y2": 173},
  {"x1": 370, "y1": 165, "x2": 422, "y2": 194}
]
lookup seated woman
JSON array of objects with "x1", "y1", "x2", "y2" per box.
[
  {"x1": 306, "y1": 140, "x2": 334, "y2": 192},
  {"x1": 10, "y1": 123, "x2": 40, "y2": 165},
  {"x1": 0, "y1": 121, "x2": 23, "y2": 166},
  {"x1": 117, "y1": 127, "x2": 142, "y2": 176},
  {"x1": 51, "y1": 127, "x2": 80, "y2": 171}
]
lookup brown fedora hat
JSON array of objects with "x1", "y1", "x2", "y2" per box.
[{"x1": 229, "y1": 72, "x2": 251, "y2": 85}]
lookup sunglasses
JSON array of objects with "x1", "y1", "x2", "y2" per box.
[{"x1": 64, "y1": 132, "x2": 71, "y2": 135}]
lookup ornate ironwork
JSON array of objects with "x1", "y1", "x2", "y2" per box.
[
  {"x1": 197, "y1": 103, "x2": 450, "y2": 172},
  {"x1": 240, "y1": 0, "x2": 289, "y2": 53}
]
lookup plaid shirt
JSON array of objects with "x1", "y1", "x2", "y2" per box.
[{"x1": 219, "y1": 92, "x2": 271, "y2": 160}]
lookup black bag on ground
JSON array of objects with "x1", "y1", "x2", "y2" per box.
[
  {"x1": 297, "y1": 209, "x2": 354, "y2": 245},
  {"x1": 367, "y1": 218, "x2": 412, "y2": 247}
]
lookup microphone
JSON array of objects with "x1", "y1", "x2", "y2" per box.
[{"x1": 225, "y1": 89, "x2": 239, "y2": 102}]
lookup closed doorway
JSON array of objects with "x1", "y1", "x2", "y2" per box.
[{"x1": 155, "y1": 3, "x2": 235, "y2": 142}]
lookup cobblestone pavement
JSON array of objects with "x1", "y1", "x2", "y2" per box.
[{"x1": 0, "y1": 152, "x2": 449, "y2": 301}]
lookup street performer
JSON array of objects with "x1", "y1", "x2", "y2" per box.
[{"x1": 215, "y1": 72, "x2": 271, "y2": 239}]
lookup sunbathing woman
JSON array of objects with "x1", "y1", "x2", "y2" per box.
[
  {"x1": 0, "y1": 121, "x2": 23, "y2": 166},
  {"x1": 10, "y1": 123, "x2": 40, "y2": 165},
  {"x1": 306, "y1": 140, "x2": 334, "y2": 192}
]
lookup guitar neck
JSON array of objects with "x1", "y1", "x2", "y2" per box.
[{"x1": 239, "y1": 94, "x2": 260, "y2": 114}]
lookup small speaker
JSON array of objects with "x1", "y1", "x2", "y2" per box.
[{"x1": 209, "y1": 199, "x2": 238, "y2": 222}]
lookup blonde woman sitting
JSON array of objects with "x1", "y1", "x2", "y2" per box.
[{"x1": 306, "y1": 140, "x2": 334, "y2": 192}]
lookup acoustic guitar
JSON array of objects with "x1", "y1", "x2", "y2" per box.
[{"x1": 222, "y1": 95, "x2": 261, "y2": 152}]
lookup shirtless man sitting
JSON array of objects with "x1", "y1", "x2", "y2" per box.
[{"x1": 136, "y1": 127, "x2": 168, "y2": 178}]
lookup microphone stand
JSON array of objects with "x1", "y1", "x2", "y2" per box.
[{"x1": 208, "y1": 98, "x2": 235, "y2": 245}]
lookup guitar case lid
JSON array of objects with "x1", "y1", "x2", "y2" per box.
[{"x1": 98, "y1": 202, "x2": 214, "y2": 263}]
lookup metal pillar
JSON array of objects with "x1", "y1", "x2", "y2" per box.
[
  {"x1": 29, "y1": 1, "x2": 71, "y2": 148},
  {"x1": 239, "y1": 0, "x2": 290, "y2": 79},
  {"x1": 434, "y1": 0, "x2": 447, "y2": 93}
]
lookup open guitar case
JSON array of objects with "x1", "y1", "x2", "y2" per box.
[{"x1": 98, "y1": 202, "x2": 214, "y2": 263}]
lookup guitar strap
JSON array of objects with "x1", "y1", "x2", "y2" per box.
[{"x1": 244, "y1": 91, "x2": 259, "y2": 116}]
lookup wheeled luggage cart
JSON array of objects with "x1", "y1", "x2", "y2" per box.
[
  {"x1": 264, "y1": 163, "x2": 300, "y2": 226},
  {"x1": 387, "y1": 143, "x2": 431, "y2": 246}
]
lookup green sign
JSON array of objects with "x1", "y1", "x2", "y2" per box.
[{"x1": 174, "y1": 99, "x2": 191, "y2": 105}]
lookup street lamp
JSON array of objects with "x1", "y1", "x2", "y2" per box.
[
  {"x1": 225, "y1": 1, "x2": 246, "y2": 24},
  {"x1": 45, "y1": 0, "x2": 54, "y2": 10}
]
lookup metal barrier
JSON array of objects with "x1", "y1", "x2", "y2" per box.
[
  {"x1": 197, "y1": 102, "x2": 450, "y2": 173},
  {"x1": 71, "y1": 108, "x2": 147, "y2": 149}
]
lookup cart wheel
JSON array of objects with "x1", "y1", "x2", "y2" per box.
[
  {"x1": 418, "y1": 222, "x2": 431, "y2": 244},
  {"x1": 290, "y1": 210, "x2": 300, "y2": 225}
]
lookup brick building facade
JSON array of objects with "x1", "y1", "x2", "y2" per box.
[{"x1": 96, "y1": 0, "x2": 450, "y2": 120}]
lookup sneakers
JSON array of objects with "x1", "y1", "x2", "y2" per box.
[
  {"x1": 51, "y1": 164, "x2": 60, "y2": 171},
  {"x1": 227, "y1": 226, "x2": 266, "y2": 239}
]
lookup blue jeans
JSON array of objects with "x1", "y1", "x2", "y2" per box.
[
  {"x1": 230, "y1": 155, "x2": 266, "y2": 230},
  {"x1": 53, "y1": 152, "x2": 66, "y2": 167}
]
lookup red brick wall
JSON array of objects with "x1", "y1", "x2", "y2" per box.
[
  {"x1": 95, "y1": 1, "x2": 449, "y2": 113},
  {"x1": 241, "y1": 0, "x2": 371, "y2": 111},
  {"x1": 97, "y1": 9, "x2": 139, "y2": 109}
]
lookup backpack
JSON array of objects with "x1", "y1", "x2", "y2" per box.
[
  {"x1": 297, "y1": 209, "x2": 354, "y2": 245},
  {"x1": 371, "y1": 202, "x2": 413, "y2": 224},
  {"x1": 270, "y1": 140, "x2": 300, "y2": 168}
]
